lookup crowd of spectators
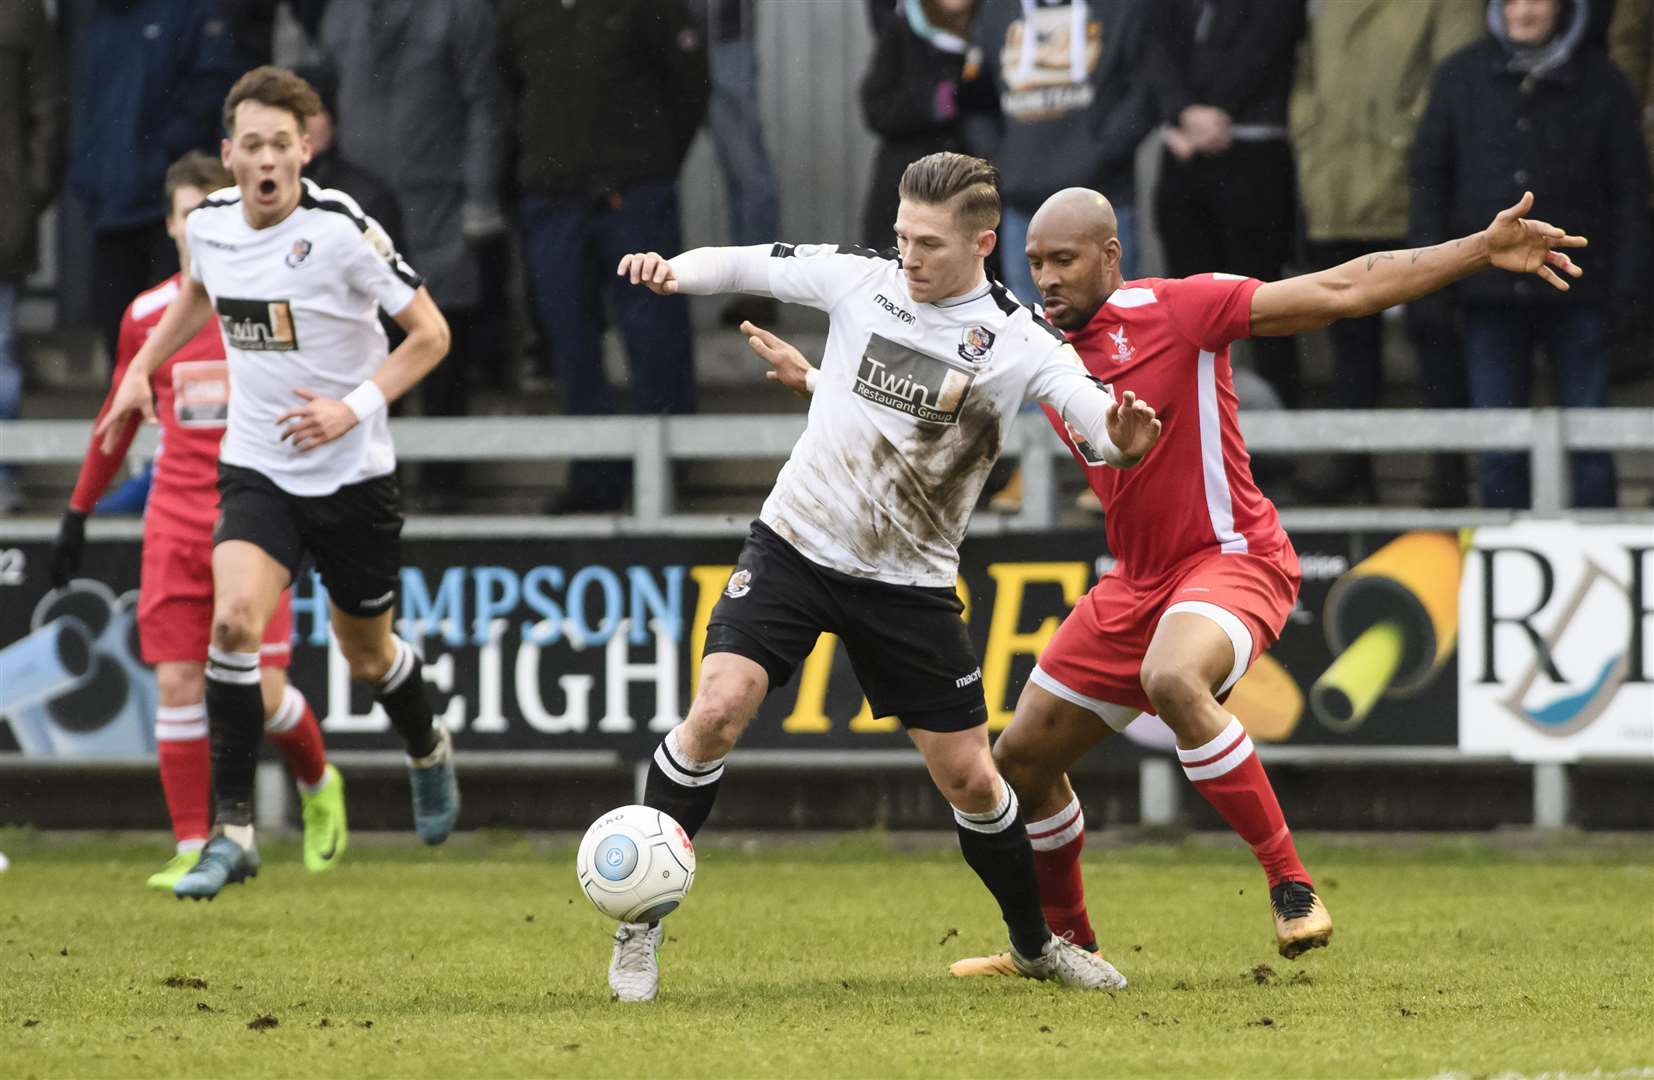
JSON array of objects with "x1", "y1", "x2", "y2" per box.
[{"x1": 1, "y1": 0, "x2": 1649, "y2": 515}]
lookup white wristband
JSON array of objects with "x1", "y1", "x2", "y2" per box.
[
  {"x1": 804, "y1": 368, "x2": 819, "y2": 394},
  {"x1": 342, "y1": 381, "x2": 387, "y2": 422}
]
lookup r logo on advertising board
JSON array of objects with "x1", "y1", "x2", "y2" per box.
[{"x1": 1459, "y1": 523, "x2": 1654, "y2": 762}]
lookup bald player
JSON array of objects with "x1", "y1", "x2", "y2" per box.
[{"x1": 753, "y1": 187, "x2": 1586, "y2": 968}]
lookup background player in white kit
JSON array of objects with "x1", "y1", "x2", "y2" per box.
[
  {"x1": 608, "y1": 153, "x2": 1162, "y2": 1002},
  {"x1": 95, "y1": 67, "x2": 459, "y2": 899}
]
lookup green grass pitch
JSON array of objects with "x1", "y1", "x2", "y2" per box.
[{"x1": 1, "y1": 829, "x2": 1649, "y2": 1079}]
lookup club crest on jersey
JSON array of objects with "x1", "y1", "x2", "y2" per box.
[
  {"x1": 215, "y1": 297, "x2": 299, "y2": 352},
  {"x1": 284, "y1": 238, "x2": 313, "y2": 268},
  {"x1": 724, "y1": 569, "x2": 752, "y2": 599},
  {"x1": 1107, "y1": 326, "x2": 1136, "y2": 363},
  {"x1": 856, "y1": 334, "x2": 976, "y2": 425},
  {"x1": 958, "y1": 325, "x2": 996, "y2": 362}
]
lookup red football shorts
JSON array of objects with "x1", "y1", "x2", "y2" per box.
[
  {"x1": 1031, "y1": 544, "x2": 1301, "y2": 730},
  {"x1": 138, "y1": 532, "x2": 293, "y2": 667}
]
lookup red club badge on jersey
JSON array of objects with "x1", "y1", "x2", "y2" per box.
[{"x1": 1107, "y1": 326, "x2": 1136, "y2": 363}]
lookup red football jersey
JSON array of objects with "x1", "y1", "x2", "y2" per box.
[
  {"x1": 73, "y1": 275, "x2": 229, "y2": 541},
  {"x1": 1042, "y1": 274, "x2": 1289, "y2": 582}
]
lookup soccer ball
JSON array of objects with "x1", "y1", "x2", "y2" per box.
[{"x1": 576, "y1": 805, "x2": 697, "y2": 923}]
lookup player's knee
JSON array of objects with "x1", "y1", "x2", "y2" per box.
[
  {"x1": 685, "y1": 678, "x2": 757, "y2": 756},
  {"x1": 155, "y1": 665, "x2": 205, "y2": 707},
  {"x1": 991, "y1": 740, "x2": 1042, "y2": 801},
  {"x1": 259, "y1": 675, "x2": 287, "y2": 720},
  {"x1": 1140, "y1": 662, "x2": 1207, "y2": 717},
  {"x1": 339, "y1": 638, "x2": 395, "y2": 685},
  {"x1": 210, "y1": 600, "x2": 264, "y2": 653},
  {"x1": 943, "y1": 764, "x2": 1005, "y2": 813}
]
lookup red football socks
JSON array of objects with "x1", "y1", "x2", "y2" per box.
[
  {"x1": 264, "y1": 684, "x2": 328, "y2": 789},
  {"x1": 155, "y1": 703, "x2": 211, "y2": 847},
  {"x1": 1178, "y1": 717, "x2": 1309, "y2": 887},
  {"x1": 1026, "y1": 794, "x2": 1097, "y2": 950}
]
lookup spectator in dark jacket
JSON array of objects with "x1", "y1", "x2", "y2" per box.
[
  {"x1": 0, "y1": 0, "x2": 65, "y2": 514},
  {"x1": 67, "y1": 0, "x2": 258, "y2": 360},
  {"x1": 1145, "y1": 0, "x2": 1305, "y2": 408},
  {"x1": 688, "y1": 0, "x2": 782, "y2": 328},
  {"x1": 1608, "y1": 0, "x2": 1653, "y2": 381},
  {"x1": 860, "y1": 0, "x2": 982, "y2": 251},
  {"x1": 500, "y1": 0, "x2": 710, "y2": 514},
  {"x1": 964, "y1": 0, "x2": 1155, "y2": 303},
  {"x1": 317, "y1": 0, "x2": 504, "y2": 509},
  {"x1": 1411, "y1": 0, "x2": 1649, "y2": 509},
  {"x1": 294, "y1": 66, "x2": 402, "y2": 252}
]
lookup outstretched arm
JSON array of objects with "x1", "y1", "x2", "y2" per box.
[
  {"x1": 1250, "y1": 192, "x2": 1586, "y2": 337},
  {"x1": 617, "y1": 246, "x2": 776, "y2": 298}
]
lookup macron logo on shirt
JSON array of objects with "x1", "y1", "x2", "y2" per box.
[{"x1": 872, "y1": 293, "x2": 916, "y2": 324}]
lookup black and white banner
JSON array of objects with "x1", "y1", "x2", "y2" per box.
[{"x1": 0, "y1": 529, "x2": 1470, "y2": 761}]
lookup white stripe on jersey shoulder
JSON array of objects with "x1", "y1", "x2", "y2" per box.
[
  {"x1": 300, "y1": 178, "x2": 423, "y2": 290},
  {"x1": 299, "y1": 177, "x2": 371, "y2": 222},
  {"x1": 1106, "y1": 286, "x2": 1159, "y2": 308},
  {"x1": 193, "y1": 184, "x2": 243, "y2": 211},
  {"x1": 129, "y1": 277, "x2": 181, "y2": 322},
  {"x1": 986, "y1": 279, "x2": 1067, "y2": 342}
]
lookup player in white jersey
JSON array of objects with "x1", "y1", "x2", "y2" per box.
[
  {"x1": 94, "y1": 67, "x2": 460, "y2": 899},
  {"x1": 602, "y1": 153, "x2": 1162, "y2": 1002}
]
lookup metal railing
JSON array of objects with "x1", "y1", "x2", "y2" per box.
[
  {"x1": 2, "y1": 407, "x2": 1648, "y2": 829},
  {"x1": 1, "y1": 408, "x2": 1649, "y2": 540}
]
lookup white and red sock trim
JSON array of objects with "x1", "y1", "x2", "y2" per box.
[
  {"x1": 264, "y1": 684, "x2": 305, "y2": 734},
  {"x1": 1026, "y1": 794, "x2": 1084, "y2": 852},
  {"x1": 155, "y1": 702, "x2": 209, "y2": 742},
  {"x1": 1177, "y1": 716, "x2": 1254, "y2": 782}
]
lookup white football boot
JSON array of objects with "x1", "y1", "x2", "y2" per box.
[
  {"x1": 1011, "y1": 934, "x2": 1128, "y2": 990},
  {"x1": 609, "y1": 922, "x2": 663, "y2": 1002}
]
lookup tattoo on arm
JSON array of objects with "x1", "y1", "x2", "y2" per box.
[{"x1": 1365, "y1": 251, "x2": 1397, "y2": 271}]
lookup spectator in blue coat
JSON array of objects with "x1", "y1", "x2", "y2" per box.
[{"x1": 67, "y1": 0, "x2": 257, "y2": 360}]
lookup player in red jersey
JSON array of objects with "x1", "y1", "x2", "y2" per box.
[
  {"x1": 748, "y1": 185, "x2": 1584, "y2": 965},
  {"x1": 50, "y1": 152, "x2": 347, "y2": 891},
  {"x1": 946, "y1": 186, "x2": 1585, "y2": 966}
]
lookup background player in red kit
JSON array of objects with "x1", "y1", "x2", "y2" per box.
[
  {"x1": 949, "y1": 186, "x2": 1586, "y2": 967},
  {"x1": 50, "y1": 152, "x2": 346, "y2": 891}
]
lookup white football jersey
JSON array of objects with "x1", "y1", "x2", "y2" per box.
[
  {"x1": 186, "y1": 178, "x2": 423, "y2": 496},
  {"x1": 749, "y1": 243, "x2": 1108, "y2": 587}
]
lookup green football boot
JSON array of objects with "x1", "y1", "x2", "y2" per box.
[
  {"x1": 146, "y1": 848, "x2": 202, "y2": 892},
  {"x1": 300, "y1": 764, "x2": 348, "y2": 873}
]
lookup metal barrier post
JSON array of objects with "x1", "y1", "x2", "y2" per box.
[
  {"x1": 1013, "y1": 432, "x2": 1057, "y2": 529},
  {"x1": 254, "y1": 760, "x2": 291, "y2": 831},
  {"x1": 1529, "y1": 408, "x2": 1569, "y2": 516},
  {"x1": 1139, "y1": 757, "x2": 1181, "y2": 826},
  {"x1": 634, "y1": 420, "x2": 669, "y2": 524},
  {"x1": 1532, "y1": 762, "x2": 1570, "y2": 829}
]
